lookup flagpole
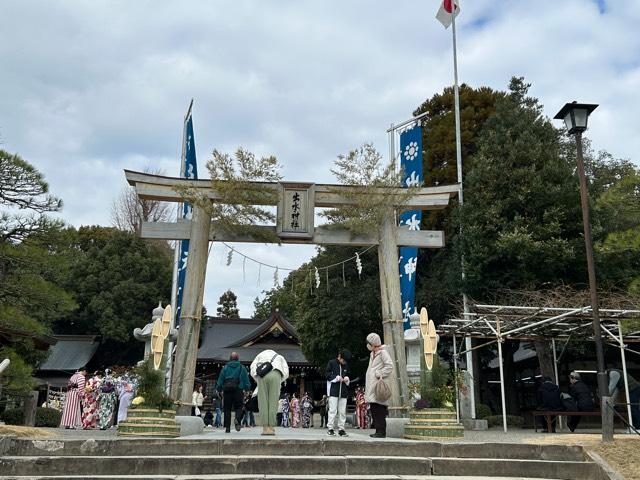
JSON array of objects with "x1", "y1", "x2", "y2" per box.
[
  {"x1": 450, "y1": 2, "x2": 476, "y2": 420},
  {"x1": 166, "y1": 99, "x2": 193, "y2": 393}
]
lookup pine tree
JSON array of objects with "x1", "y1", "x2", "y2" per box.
[{"x1": 217, "y1": 290, "x2": 240, "y2": 318}]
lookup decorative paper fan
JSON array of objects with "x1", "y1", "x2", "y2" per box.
[
  {"x1": 151, "y1": 318, "x2": 164, "y2": 370},
  {"x1": 420, "y1": 307, "x2": 439, "y2": 371},
  {"x1": 160, "y1": 304, "x2": 172, "y2": 339}
]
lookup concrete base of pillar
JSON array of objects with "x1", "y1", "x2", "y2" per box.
[
  {"x1": 461, "y1": 418, "x2": 488, "y2": 430},
  {"x1": 385, "y1": 417, "x2": 410, "y2": 438},
  {"x1": 176, "y1": 416, "x2": 204, "y2": 436}
]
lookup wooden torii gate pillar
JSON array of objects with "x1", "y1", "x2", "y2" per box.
[{"x1": 125, "y1": 170, "x2": 457, "y2": 416}]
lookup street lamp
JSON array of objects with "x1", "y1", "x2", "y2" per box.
[{"x1": 554, "y1": 101, "x2": 610, "y2": 413}]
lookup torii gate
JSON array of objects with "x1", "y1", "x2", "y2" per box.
[{"x1": 125, "y1": 170, "x2": 457, "y2": 415}]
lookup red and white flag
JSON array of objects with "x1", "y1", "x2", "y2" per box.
[{"x1": 436, "y1": 0, "x2": 460, "y2": 29}]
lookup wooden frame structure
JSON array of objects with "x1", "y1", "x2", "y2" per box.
[
  {"x1": 125, "y1": 169, "x2": 458, "y2": 415},
  {"x1": 440, "y1": 304, "x2": 640, "y2": 433}
]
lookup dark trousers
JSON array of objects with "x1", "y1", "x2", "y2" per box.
[
  {"x1": 629, "y1": 387, "x2": 640, "y2": 429},
  {"x1": 537, "y1": 414, "x2": 558, "y2": 432},
  {"x1": 370, "y1": 402, "x2": 388, "y2": 435},
  {"x1": 319, "y1": 409, "x2": 326, "y2": 427},
  {"x1": 223, "y1": 388, "x2": 244, "y2": 432}
]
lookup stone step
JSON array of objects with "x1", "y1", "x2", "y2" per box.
[
  {"x1": 2, "y1": 440, "x2": 586, "y2": 462},
  {"x1": 0, "y1": 455, "x2": 598, "y2": 479},
  {"x1": 0, "y1": 476, "x2": 568, "y2": 480}
]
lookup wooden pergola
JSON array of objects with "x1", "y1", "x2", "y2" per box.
[{"x1": 439, "y1": 304, "x2": 640, "y2": 433}]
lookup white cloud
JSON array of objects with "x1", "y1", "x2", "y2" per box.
[{"x1": 1, "y1": 0, "x2": 638, "y2": 316}]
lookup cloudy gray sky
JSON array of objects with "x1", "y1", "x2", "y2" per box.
[{"x1": 1, "y1": 0, "x2": 638, "y2": 317}]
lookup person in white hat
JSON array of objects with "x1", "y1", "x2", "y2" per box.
[{"x1": 364, "y1": 333, "x2": 393, "y2": 438}]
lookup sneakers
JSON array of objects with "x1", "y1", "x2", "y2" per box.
[
  {"x1": 338, "y1": 429, "x2": 348, "y2": 437},
  {"x1": 370, "y1": 432, "x2": 386, "y2": 438},
  {"x1": 235, "y1": 418, "x2": 242, "y2": 432},
  {"x1": 327, "y1": 429, "x2": 335, "y2": 436}
]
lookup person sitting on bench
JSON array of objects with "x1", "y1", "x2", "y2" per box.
[
  {"x1": 608, "y1": 368, "x2": 640, "y2": 429},
  {"x1": 536, "y1": 376, "x2": 563, "y2": 432},
  {"x1": 567, "y1": 372, "x2": 595, "y2": 432}
]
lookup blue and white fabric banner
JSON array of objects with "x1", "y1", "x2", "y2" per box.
[
  {"x1": 398, "y1": 124, "x2": 423, "y2": 330},
  {"x1": 175, "y1": 112, "x2": 198, "y2": 326}
]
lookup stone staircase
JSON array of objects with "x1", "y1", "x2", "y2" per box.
[
  {"x1": 0, "y1": 438, "x2": 607, "y2": 480},
  {"x1": 404, "y1": 408, "x2": 464, "y2": 439}
]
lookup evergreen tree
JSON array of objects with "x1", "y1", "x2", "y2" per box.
[{"x1": 216, "y1": 290, "x2": 240, "y2": 318}]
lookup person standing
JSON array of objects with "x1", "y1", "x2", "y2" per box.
[
  {"x1": 608, "y1": 368, "x2": 640, "y2": 429},
  {"x1": 317, "y1": 395, "x2": 328, "y2": 428},
  {"x1": 192, "y1": 385, "x2": 205, "y2": 417},
  {"x1": 216, "y1": 352, "x2": 251, "y2": 433},
  {"x1": 81, "y1": 372, "x2": 101, "y2": 430},
  {"x1": 281, "y1": 394, "x2": 291, "y2": 427},
  {"x1": 291, "y1": 393, "x2": 300, "y2": 428},
  {"x1": 325, "y1": 349, "x2": 351, "y2": 436},
  {"x1": 301, "y1": 392, "x2": 313, "y2": 428},
  {"x1": 567, "y1": 371, "x2": 595, "y2": 432},
  {"x1": 212, "y1": 392, "x2": 222, "y2": 428},
  {"x1": 364, "y1": 333, "x2": 393, "y2": 438},
  {"x1": 536, "y1": 376, "x2": 563, "y2": 432},
  {"x1": 60, "y1": 369, "x2": 86, "y2": 429},
  {"x1": 355, "y1": 387, "x2": 368, "y2": 429},
  {"x1": 117, "y1": 380, "x2": 134, "y2": 424},
  {"x1": 277, "y1": 395, "x2": 285, "y2": 426},
  {"x1": 97, "y1": 370, "x2": 117, "y2": 430},
  {"x1": 250, "y1": 349, "x2": 289, "y2": 436}
]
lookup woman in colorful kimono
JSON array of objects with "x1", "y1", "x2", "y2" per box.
[
  {"x1": 355, "y1": 387, "x2": 368, "y2": 429},
  {"x1": 281, "y1": 394, "x2": 291, "y2": 427},
  {"x1": 291, "y1": 393, "x2": 300, "y2": 428},
  {"x1": 81, "y1": 372, "x2": 101, "y2": 429},
  {"x1": 97, "y1": 371, "x2": 117, "y2": 430},
  {"x1": 117, "y1": 379, "x2": 134, "y2": 423},
  {"x1": 300, "y1": 393, "x2": 313, "y2": 428}
]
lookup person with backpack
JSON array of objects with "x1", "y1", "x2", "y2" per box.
[
  {"x1": 216, "y1": 352, "x2": 251, "y2": 433},
  {"x1": 325, "y1": 349, "x2": 351, "y2": 436},
  {"x1": 250, "y1": 349, "x2": 289, "y2": 436}
]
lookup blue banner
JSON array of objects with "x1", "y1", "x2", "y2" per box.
[
  {"x1": 175, "y1": 112, "x2": 198, "y2": 326},
  {"x1": 398, "y1": 125, "x2": 423, "y2": 330}
]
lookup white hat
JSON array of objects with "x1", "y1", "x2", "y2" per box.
[{"x1": 366, "y1": 333, "x2": 382, "y2": 347}]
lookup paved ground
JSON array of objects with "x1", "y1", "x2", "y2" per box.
[{"x1": 44, "y1": 425, "x2": 634, "y2": 443}]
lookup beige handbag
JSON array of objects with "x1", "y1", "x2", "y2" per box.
[{"x1": 374, "y1": 377, "x2": 392, "y2": 402}]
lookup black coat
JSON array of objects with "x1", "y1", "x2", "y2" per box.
[
  {"x1": 537, "y1": 381, "x2": 563, "y2": 411},
  {"x1": 325, "y1": 358, "x2": 350, "y2": 398},
  {"x1": 570, "y1": 381, "x2": 595, "y2": 411}
]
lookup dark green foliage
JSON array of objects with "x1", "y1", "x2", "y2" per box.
[
  {"x1": 54, "y1": 226, "x2": 172, "y2": 366},
  {"x1": 420, "y1": 356, "x2": 454, "y2": 408},
  {"x1": 485, "y1": 415, "x2": 524, "y2": 427},
  {"x1": 35, "y1": 407, "x2": 62, "y2": 427},
  {"x1": 0, "y1": 408, "x2": 24, "y2": 425},
  {"x1": 0, "y1": 407, "x2": 61, "y2": 426},
  {"x1": 475, "y1": 403, "x2": 492, "y2": 419},
  {"x1": 133, "y1": 357, "x2": 173, "y2": 411}
]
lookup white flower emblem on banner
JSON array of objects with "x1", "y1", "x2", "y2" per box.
[{"x1": 404, "y1": 141, "x2": 419, "y2": 161}]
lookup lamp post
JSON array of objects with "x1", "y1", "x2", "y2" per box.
[{"x1": 554, "y1": 102, "x2": 612, "y2": 440}]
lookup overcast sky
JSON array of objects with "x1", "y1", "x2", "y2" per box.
[{"x1": 1, "y1": 0, "x2": 638, "y2": 317}]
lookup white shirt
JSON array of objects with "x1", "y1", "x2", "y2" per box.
[{"x1": 250, "y1": 349, "x2": 289, "y2": 383}]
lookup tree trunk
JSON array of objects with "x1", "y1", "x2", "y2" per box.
[{"x1": 534, "y1": 340, "x2": 555, "y2": 381}]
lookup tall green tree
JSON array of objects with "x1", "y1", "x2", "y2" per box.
[
  {"x1": 0, "y1": 152, "x2": 74, "y2": 393},
  {"x1": 216, "y1": 290, "x2": 240, "y2": 318},
  {"x1": 54, "y1": 226, "x2": 172, "y2": 366}
]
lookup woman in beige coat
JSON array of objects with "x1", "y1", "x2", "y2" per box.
[{"x1": 364, "y1": 332, "x2": 394, "y2": 438}]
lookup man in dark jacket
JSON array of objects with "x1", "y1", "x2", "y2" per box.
[
  {"x1": 325, "y1": 349, "x2": 351, "y2": 436},
  {"x1": 567, "y1": 371, "x2": 595, "y2": 432},
  {"x1": 216, "y1": 352, "x2": 251, "y2": 433},
  {"x1": 608, "y1": 368, "x2": 640, "y2": 429},
  {"x1": 536, "y1": 376, "x2": 563, "y2": 432}
]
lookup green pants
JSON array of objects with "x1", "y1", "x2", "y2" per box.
[{"x1": 257, "y1": 369, "x2": 282, "y2": 427}]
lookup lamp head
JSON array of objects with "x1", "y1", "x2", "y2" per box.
[{"x1": 554, "y1": 101, "x2": 598, "y2": 134}]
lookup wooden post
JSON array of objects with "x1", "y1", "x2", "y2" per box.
[
  {"x1": 23, "y1": 391, "x2": 39, "y2": 427},
  {"x1": 377, "y1": 209, "x2": 409, "y2": 416},
  {"x1": 170, "y1": 203, "x2": 211, "y2": 415},
  {"x1": 601, "y1": 396, "x2": 614, "y2": 442}
]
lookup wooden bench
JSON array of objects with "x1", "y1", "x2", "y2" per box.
[{"x1": 533, "y1": 410, "x2": 627, "y2": 432}]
